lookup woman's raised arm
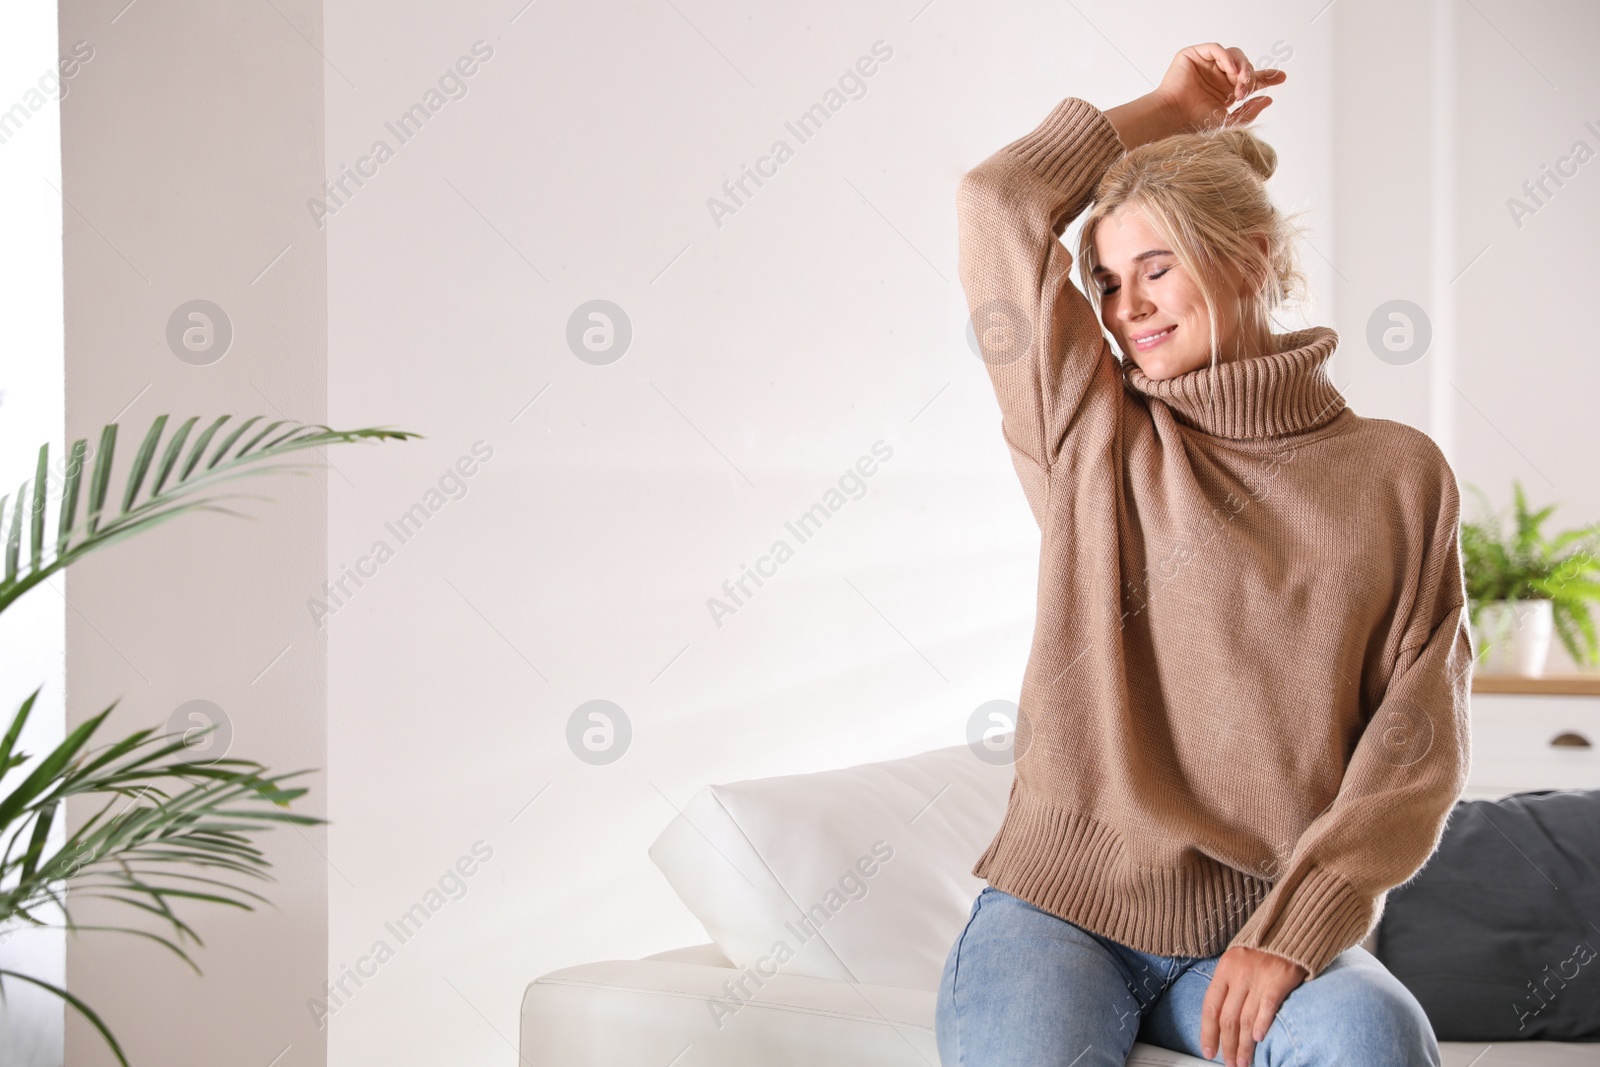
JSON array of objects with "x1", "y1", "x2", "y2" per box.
[
  {"x1": 955, "y1": 96, "x2": 1128, "y2": 515},
  {"x1": 953, "y1": 45, "x2": 1283, "y2": 522}
]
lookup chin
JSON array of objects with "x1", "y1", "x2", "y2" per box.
[{"x1": 1132, "y1": 345, "x2": 1212, "y2": 379}]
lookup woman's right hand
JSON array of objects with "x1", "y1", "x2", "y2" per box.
[
  {"x1": 1153, "y1": 42, "x2": 1285, "y2": 134},
  {"x1": 1104, "y1": 43, "x2": 1284, "y2": 150}
]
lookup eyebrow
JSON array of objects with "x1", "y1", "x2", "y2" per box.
[{"x1": 1090, "y1": 249, "x2": 1175, "y2": 275}]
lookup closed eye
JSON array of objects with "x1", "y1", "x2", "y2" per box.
[{"x1": 1098, "y1": 266, "x2": 1170, "y2": 297}]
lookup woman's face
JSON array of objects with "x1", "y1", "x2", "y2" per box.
[{"x1": 1091, "y1": 204, "x2": 1242, "y2": 381}]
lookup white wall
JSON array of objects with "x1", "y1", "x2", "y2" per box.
[
  {"x1": 321, "y1": 3, "x2": 1330, "y2": 1063},
  {"x1": 1449, "y1": 0, "x2": 1600, "y2": 670},
  {"x1": 0, "y1": 2, "x2": 68, "y2": 1063},
  {"x1": 1329, "y1": 0, "x2": 1440, "y2": 435},
  {"x1": 58, "y1": 1, "x2": 329, "y2": 1064}
]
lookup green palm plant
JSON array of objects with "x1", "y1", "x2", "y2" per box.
[
  {"x1": 0, "y1": 414, "x2": 418, "y2": 1064},
  {"x1": 1460, "y1": 479, "x2": 1600, "y2": 670}
]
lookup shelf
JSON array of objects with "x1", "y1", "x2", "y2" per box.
[{"x1": 1471, "y1": 673, "x2": 1600, "y2": 696}]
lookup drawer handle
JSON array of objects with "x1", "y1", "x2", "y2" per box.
[{"x1": 1550, "y1": 731, "x2": 1592, "y2": 749}]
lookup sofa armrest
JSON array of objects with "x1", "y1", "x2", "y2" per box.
[
  {"x1": 640, "y1": 942, "x2": 735, "y2": 967},
  {"x1": 519, "y1": 958, "x2": 937, "y2": 1067},
  {"x1": 519, "y1": 957, "x2": 1220, "y2": 1066}
]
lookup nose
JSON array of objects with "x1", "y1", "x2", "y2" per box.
[{"x1": 1117, "y1": 285, "x2": 1153, "y2": 323}]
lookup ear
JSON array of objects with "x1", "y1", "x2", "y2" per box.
[{"x1": 1239, "y1": 232, "x2": 1271, "y2": 293}]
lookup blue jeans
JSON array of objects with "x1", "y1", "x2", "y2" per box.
[{"x1": 936, "y1": 887, "x2": 1440, "y2": 1066}]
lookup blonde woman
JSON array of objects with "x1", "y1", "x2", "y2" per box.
[{"x1": 939, "y1": 42, "x2": 1470, "y2": 1067}]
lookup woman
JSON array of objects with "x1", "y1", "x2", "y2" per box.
[{"x1": 938, "y1": 42, "x2": 1472, "y2": 1067}]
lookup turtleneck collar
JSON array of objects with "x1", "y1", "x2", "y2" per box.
[{"x1": 1118, "y1": 326, "x2": 1346, "y2": 441}]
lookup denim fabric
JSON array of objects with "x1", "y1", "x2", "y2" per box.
[{"x1": 935, "y1": 886, "x2": 1440, "y2": 1066}]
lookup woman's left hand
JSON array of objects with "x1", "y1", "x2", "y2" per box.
[{"x1": 1199, "y1": 945, "x2": 1309, "y2": 1066}]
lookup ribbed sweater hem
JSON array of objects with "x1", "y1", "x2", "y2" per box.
[
  {"x1": 970, "y1": 784, "x2": 1274, "y2": 959},
  {"x1": 1227, "y1": 861, "x2": 1373, "y2": 978},
  {"x1": 971, "y1": 784, "x2": 1372, "y2": 977}
]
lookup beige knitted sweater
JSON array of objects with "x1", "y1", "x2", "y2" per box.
[{"x1": 957, "y1": 97, "x2": 1474, "y2": 980}]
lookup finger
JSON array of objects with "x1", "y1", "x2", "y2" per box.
[
  {"x1": 1193, "y1": 41, "x2": 1239, "y2": 85},
  {"x1": 1199, "y1": 973, "x2": 1225, "y2": 1060},
  {"x1": 1223, "y1": 96, "x2": 1272, "y2": 127},
  {"x1": 1192, "y1": 42, "x2": 1234, "y2": 72},
  {"x1": 1219, "y1": 49, "x2": 1246, "y2": 101},
  {"x1": 1234, "y1": 987, "x2": 1259, "y2": 1065},
  {"x1": 1252, "y1": 67, "x2": 1288, "y2": 88},
  {"x1": 1226, "y1": 46, "x2": 1254, "y2": 100},
  {"x1": 1251, "y1": 987, "x2": 1281, "y2": 1044},
  {"x1": 1217, "y1": 983, "x2": 1247, "y2": 1066}
]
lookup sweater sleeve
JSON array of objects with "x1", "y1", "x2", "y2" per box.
[
  {"x1": 1226, "y1": 474, "x2": 1475, "y2": 980},
  {"x1": 955, "y1": 98, "x2": 1127, "y2": 521}
]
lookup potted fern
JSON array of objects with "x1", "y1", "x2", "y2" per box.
[
  {"x1": 0, "y1": 414, "x2": 417, "y2": 1064},
  {"x1": 1461, "y1": 479, "x2": 1600, "y2": 676}
]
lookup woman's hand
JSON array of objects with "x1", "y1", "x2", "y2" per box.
[
  {"x1": 1199, "y1": 945, "x2": 1308, "y2": 1066},
  {"x1": 1157, "y1": 42, "x2": 1284, "y2": 132},
  {"x1": 1105, "y1": 43, "x2": 1285, "y2": 149}
]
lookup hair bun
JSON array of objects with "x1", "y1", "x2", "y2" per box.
[{"x1": 1215, "y1": 127, "x2": 1277, "y2": 181}]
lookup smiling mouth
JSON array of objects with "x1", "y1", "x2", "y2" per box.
[{"x1": 1131, "y1": 325, "x2": 1177, "y2": 351}]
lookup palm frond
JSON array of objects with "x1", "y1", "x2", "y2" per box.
[
  {"x1": 0, "y1": 693, "x2": 325, "y2": 960},
  {"x1": 0, "y1": 414, "x2": 422, "y2": 615},
  {"x1": 0, "y1": 968, "x2": 129, "y2": 1067}
]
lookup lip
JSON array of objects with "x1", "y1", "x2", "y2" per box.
[{"x1": 1130, "y1": 325, "x2": 1177, "y2": 351}]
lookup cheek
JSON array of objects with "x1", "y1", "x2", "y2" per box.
[{"x1": 1168, "y1": 287, "x2": 1206, "y2": 327}]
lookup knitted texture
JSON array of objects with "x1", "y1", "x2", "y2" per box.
[{"x1": 956, "y1": 97, "x2": 1474, "y2": 980}]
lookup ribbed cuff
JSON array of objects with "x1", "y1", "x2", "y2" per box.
[
  {"x1": 1227, "y1": 865, "x2": 1372, "y2": 980},
  {"x1": 997, "y1": 97, "x2": 1127, "y2": 216}
]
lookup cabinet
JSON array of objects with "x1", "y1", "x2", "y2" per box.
[{"x1": 1462, "y1": 690, "x2": 1600, "y2": 800}]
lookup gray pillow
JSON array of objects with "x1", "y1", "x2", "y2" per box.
[{"x1": 1376, "y1": 789, "x2": 1600, "y2": 1042}]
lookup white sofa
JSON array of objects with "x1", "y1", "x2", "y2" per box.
[{"x1": 521, "y1": 741, "x2": 1594, "y2": 1065}]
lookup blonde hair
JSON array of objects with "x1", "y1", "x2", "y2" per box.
[{"x1": 1076, "y1": 125, "x2": 1309, "y2": 370}]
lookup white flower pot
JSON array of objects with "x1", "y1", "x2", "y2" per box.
[{"x1": 1475, "y1": 598, "x2": 1554, "y2": 676}]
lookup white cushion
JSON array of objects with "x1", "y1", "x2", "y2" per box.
[{"x1": 647, "y1": 743, "x2": 1013, "y2": 989}]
